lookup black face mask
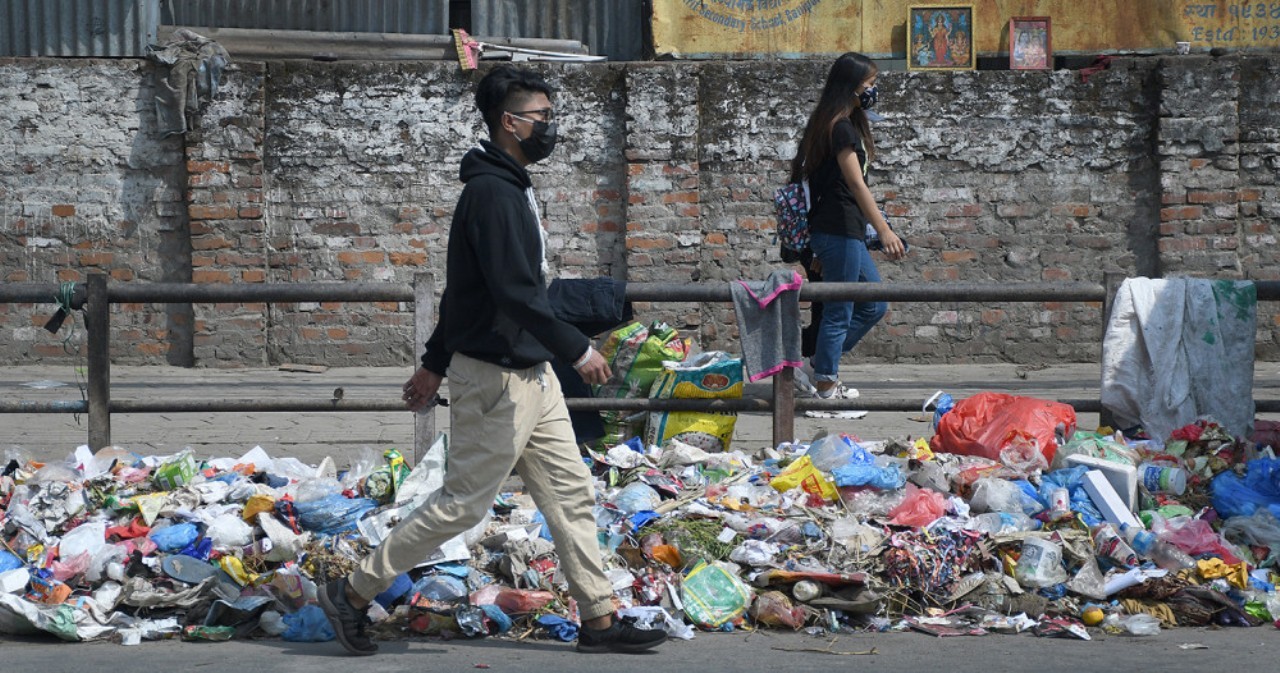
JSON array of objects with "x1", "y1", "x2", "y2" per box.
[
  {"x1": 511, "y1": 115, "x2": 558, "y2": 163},
  {"x1": 858, "y1": 85, "x2": 878, "y2": 111}
]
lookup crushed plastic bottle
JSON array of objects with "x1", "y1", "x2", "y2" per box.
[
  {"x1": 1122, "y1": 523, "x2": 1196, "y2": 571},
  {"x1": 969, "y1": 511, "x2": 1038, "y2": 535}
]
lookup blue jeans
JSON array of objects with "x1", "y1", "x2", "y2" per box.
[{"x1": 809, "y1": 231, "x2": 887, "y2": 382}]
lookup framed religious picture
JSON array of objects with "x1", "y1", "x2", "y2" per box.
[
  {"x1": 907, "y1": 5, "x2": 976, "y2": 71},
  {"x1": 1010, "y1": 16, "x2": 1052, "y2": 70}
]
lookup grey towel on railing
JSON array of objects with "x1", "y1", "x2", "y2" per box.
[{"x1": 731, "y1": 269, "x2": 804, "y2": 383}]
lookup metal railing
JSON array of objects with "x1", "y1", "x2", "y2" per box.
[{"x1": 3, "y1": 273, "x2": 1278, "y2": 460}]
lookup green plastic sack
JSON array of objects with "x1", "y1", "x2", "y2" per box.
[
  {"x1": 596, "y1": 322, "x2": 689, "y2": 399},
  {"x1": 594, "y1": 322, "x2": 690, "y2": 448},
  {"x1": 680, "y1": 561, "x2": 753, "y2": 629}
]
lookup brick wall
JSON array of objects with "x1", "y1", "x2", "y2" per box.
[
  {"x1": 0, "y1": 59, "x2": 186, "y2": 364},
  {"x1": 2, "y1": 55, "x2": 1277, "y2": 367}
]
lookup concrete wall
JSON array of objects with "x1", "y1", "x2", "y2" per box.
[{"x1": 2, "y1": 55, "x2": 1277, "y2": 367}]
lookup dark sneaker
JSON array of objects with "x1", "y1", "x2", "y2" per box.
[
  {"x1": 317, "y1": 578, "x2": 378, "y2": 656},
  {"x1": 576, "y1": 616, "x2": 667, "y2": 654}
]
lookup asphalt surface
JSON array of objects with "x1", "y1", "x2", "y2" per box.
[{"x1": 0, "y1": 624, "x2": 1275, "y2": 673}]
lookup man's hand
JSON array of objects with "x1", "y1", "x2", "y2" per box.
[
  {"x1": 402, "y1": 367, "x2": 444, "y2": 412},
  {"x1": 574, "y1": 349, "x2": 611, "y2": 386}
]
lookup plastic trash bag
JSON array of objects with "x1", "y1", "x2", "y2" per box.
[
  {"x1": 970, "y1": 478, "x2": 1042, "y2": 515},
  {"x1": 999, "y1": 433, "x2": 1049, "y2": 475},
  {"x1": 830, "y1": 445, "x2": 906, "y2": 490},
  {"x1": 749, "y1": 590, "x2": 806, "y2": 630},
  {"x1": 613, "y1": 482, "x2": 661, "y2": 514},
  {"x1": 1040, "y1": 466, "x2": 1104, "y2": 526},
  {"x1": 148, "y1": 522, "x2": 200, "y2": 553},
  {"x1": 50, "y1": 552, "x2": 91, "y2": 583},
  {"x1": 1118, "y1": 612, "x2": 1161, "y2": 635},
  {"x1": 1212, "y1": 458, "x2": 1280, "y2": 519},
  {"x1": 1162, "y1": 518, "x2": 1240, "y2": 563},
  {"x1": 617, "y1": 605, "x2": 696, "y2": 640},
  {"x1": 536, "y1": 614, "x2": 579, "y2": 641},
  {"x1": 281, "y1": 604, "x2": 335, "y2": 642},
  {"x1": 807, "y1": 434, "x2": 854, "y2": 472},
  {"x1": 924, "y1": 390, "x2": 955, "y2": 432},
  {"x1": 1222, "y1": 510, "x2": 1280, "y2": 565},
  {"x1": 680, "y1": 561, "x2": 753, "y2": 629},
  {"x1": 205, "y1": 513, "x2": 253, "y2": 549},
  {"x1": 410, "y1": 575, "x2": 468, "y2": 603},
  {"x1": 57, "y1": 521, "x2": 106, "y2": 560},
  {"x1": 931, "y1": 392, "x2": 1076, "y2": 465},
  {"x1": 887, "y1": 484, "x2": 948, "y2": 528},
  {"x1": 291, "y1": 494, "x2": 378, "y2": 536},
  {"x1": 770, "y1": 455, "x2": 838, "y2": 502}
]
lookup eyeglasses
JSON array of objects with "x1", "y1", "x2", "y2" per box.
[{"x1": 506, "y1": 108, "x2": 554, "y2": 122}]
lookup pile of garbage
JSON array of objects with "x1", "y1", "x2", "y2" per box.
[{"x1": 3, "y1": 392, "x2": 1280, "y2": 645}]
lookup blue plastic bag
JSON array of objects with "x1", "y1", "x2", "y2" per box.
[
  {"x1": 374, "y1": 573, "x2": 412, "y2": 608},
  {"x1": 293, "y1": 494, "x2": 378, "y2": 535},
  {"x1": 0, "y1": 550, "x2": 23, "y2": 572},
  {"x1": 830, "y1": 445, "x2": 906, "y2": 490},
  {"x1": 479, "y1": 604, "x2": 513, "y2": 634},
  {"x1": 1212, "y1": 458, "x2": 1280, "y2": 518},
  {"x1": 1040, "y1": 466, "x2": 1103, "y2": 525},
  {"x1": 281, "y1": 604, "x2": 336, "y2": 642},
  {"x1": 925, "y1": 391, "x2": 955, "y2": 431},
  {"x1": 536, "y1": 614, "x2": 579, "y2": 642},
  {"x1": 149, "y1": 522, "x2": 201, "y2": 552}
]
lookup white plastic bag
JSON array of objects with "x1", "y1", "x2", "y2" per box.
[
  {"x1": 58, "y1": 521, "x2": 107, "y2": 559},
  {"x1": 1118, "y1": 612, "x2": 1161, "y2": 635}
]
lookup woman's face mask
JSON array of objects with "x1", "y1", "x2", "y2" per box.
[
  {"x1": 508, "y1": 112, "x2": 558, "y2": 163},
  {"x1": 858, "y1": 85, "x2": 878, "y2": 111}
]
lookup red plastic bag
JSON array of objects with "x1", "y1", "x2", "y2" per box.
[
  {"x1": 930, "y1": 392, "x2": 1076, "y2": 465},
  {"x1": 887, "y1": 483, "x2": 948, "y2": 528}
]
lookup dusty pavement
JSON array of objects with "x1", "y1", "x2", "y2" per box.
[
  {"x1": 3, "y1": 361, "x2": 1280, "y2": 465},
  {"x1": 0, "y1": 623, "x2": 1275, "y2": 673}
]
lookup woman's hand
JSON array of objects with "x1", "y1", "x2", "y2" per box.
[{"x1": 880, "y1": 230, "x2": 906, "y2": 260}]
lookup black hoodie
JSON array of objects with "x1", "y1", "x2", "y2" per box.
[{"x1": 421, "y1": 141, "x2": 589, "y2": 375}]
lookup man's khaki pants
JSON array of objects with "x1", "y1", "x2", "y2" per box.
[{"x1": 349, "y1": 353, "x2": 616, "y2": 621}]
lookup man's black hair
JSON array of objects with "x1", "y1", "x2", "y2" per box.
[{"x1": 475, "y1": 66, "x2": 555, "y2": 134}]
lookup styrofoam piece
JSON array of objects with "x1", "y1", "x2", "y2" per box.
[
  {"x1": 1082, "y1": 470, "x2": 1141, "y2": 530},
  {"x1": 1064, "y1": 454, "x2": 1138, "y2": 510}
]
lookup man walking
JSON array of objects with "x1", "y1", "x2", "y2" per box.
[{"x1": 317, "y1": 66, "x2": 666, "y2": 656}]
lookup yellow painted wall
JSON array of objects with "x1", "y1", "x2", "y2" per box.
[{"x1": 652, "y1": 1, "x2": 1280, "y2": 58}]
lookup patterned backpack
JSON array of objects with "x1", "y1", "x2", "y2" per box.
[{"x1": 774, "y1": 179, "x2": 812, "y2": 256}]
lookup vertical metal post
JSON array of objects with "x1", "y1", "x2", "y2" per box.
[
  {"x1": 412, "y1": 272, "x2": 437, "y2": 465},
  {"x1": 86, "y1": 273, "x2": 111, "y2": 450},
  {"x1": 772, "y1": 367, "x2": 796, "y2": 448},
  {"x1": 1098, "y1": 272, "x2": 1126, "y2": 430}
]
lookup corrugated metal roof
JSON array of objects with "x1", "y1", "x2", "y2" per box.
[
  {"x1": 160, "y1": 0, "x2": 448, "y2": 35},
  {"x1": 0, "y1": 0, "x2": 160, "y2": 57},
  {"x1": 471, "y1": 0, "x2": 644, "y2": 61}
]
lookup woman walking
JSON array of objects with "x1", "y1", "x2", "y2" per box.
[{"x1": 791, "y1": 52, "x2": 906, "y2": 399}]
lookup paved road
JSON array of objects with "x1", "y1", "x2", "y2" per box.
[{"x1": 0, "y1": 625, "x2": 1275, "y2": 673}]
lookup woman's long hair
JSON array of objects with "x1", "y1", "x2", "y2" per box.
[{"x1": 790, "y1": 52, "x2": 878, "y2": 183}]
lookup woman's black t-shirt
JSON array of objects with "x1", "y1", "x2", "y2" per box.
[{"x1": 807, "y1": 117, "x2": 868, "y2": 240}]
